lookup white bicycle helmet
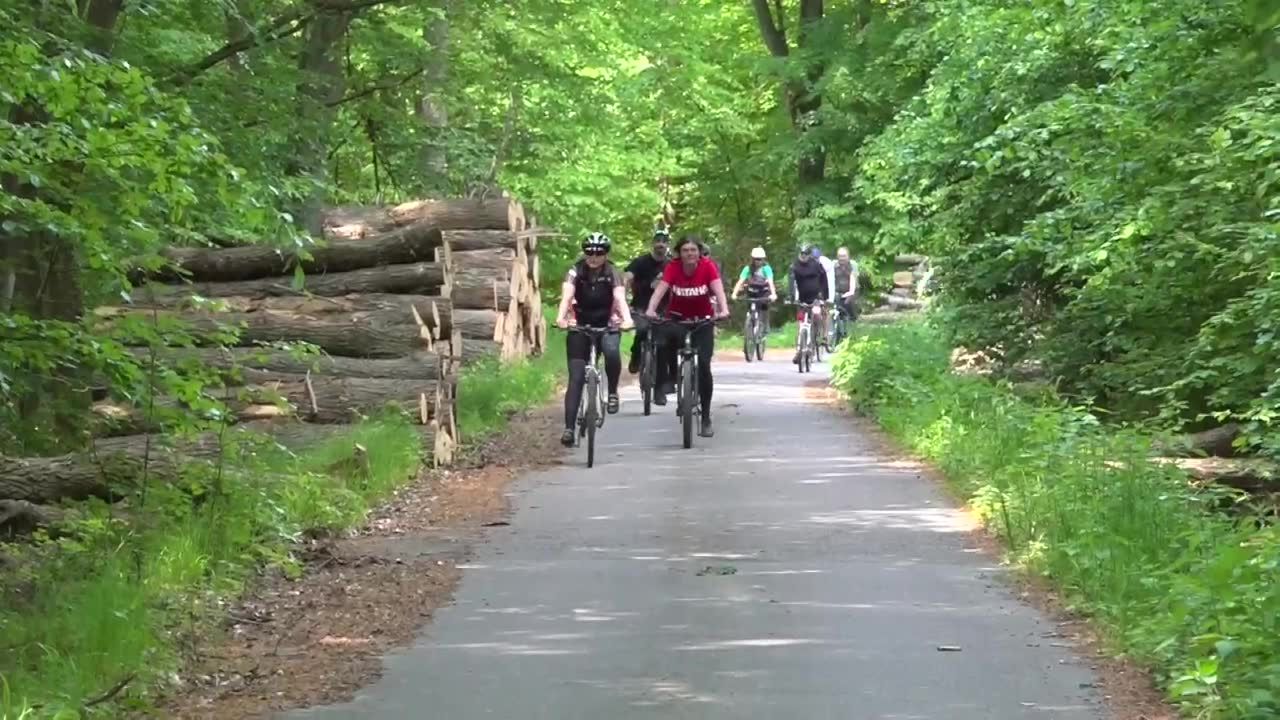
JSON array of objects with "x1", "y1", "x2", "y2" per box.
[
  {"x1": 582, "y1": 232, "x2": 611, "y2": 253},
  {"x1": 750, "y1": 247, "x2": 767, "y2": 259}
]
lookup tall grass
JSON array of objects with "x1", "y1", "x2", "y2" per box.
[
  {"x1": 456, "y1": 325, "x2": 567, "y2": 437},
  {"x1": 0, "y1": 414, "x2": 422, "y2": 719},
  {"x1": 831, "y1": 322, "x2": 1280, "y2": 719}
]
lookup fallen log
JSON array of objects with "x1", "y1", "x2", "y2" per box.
[
  {"x1": 460, "y1": 339, "x2": 501, "y2": 364},
  {"x1": 1154, "y1": 423, "x2": 1244, "y2": 458},
  {"x1": 138, "y1": 261, "x2": 444, "y2": 299},
  {"x1": 138, "y1": 222, "x2": 442, "y2": 283},
  {"x1": 440, "y1": 230, "x2": 519, "y2": 252},
  {"x1": 0, "y1": 435, "x2": 226, "y2": 503},
  {"x1": 323, "y1": 198, "x2": 524, "y2": 239},
  {"x1": 879, "y1": 293, "x2": 924, "y2": 311},
  {"x1": 0, "y1": 499, "x2": 74, "y2": 536},
  {"x1": 451, "y1": 247, "x2": 518, "y2": 274},
  {"x1": 128, "y1": 346, "x2": 443, "y2": 381},
  {"x1": 894, "y1": 253, "x2": 927, "y2": 267},
  {"x1": 445, "y1": 267, "x2": 512, "y2": 310},
  {"x1": 240, "y1": 375, "x2": 444, "y2": 424},
  {"x1": 892, "y1": 271, "x2": 915, "y2": 288},
  {"x1": 453, "y1": 308, "x2": 500, "y2": 340},
  {"x1": 95, "y1": 307, "x2": 430, "y2": 358},
  {"x1": 1154, "y1": 457, "x2": 1280, "y2": 493}
]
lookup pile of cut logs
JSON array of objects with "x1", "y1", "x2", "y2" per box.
[
  {"x1": 88, "y1": 195, "x2": 548, "y2": 470},
  {"x1": 878, "y1": 253, "x2": 932, "y2": 312}
]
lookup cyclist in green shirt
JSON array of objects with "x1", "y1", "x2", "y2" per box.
[{"x1": 731, "y1": 247, "x2": 778, "y2": 335}]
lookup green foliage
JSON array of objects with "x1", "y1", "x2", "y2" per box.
[
  {"x1": 0, "y1": 415, "x2": 421, "y2": 717},
  {"x1": 832, "y1": 323, "x2": 1280, "y2": 719},
  {"x1": 811, "y1": 0, "x2": 1279, "y2": 447}
]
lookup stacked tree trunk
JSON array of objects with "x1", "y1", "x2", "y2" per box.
[
  {"x1": 92, "y1": 196, "x2": 548, "y2": 471},
  {"x1": 878, "y1": 254, "x2": 932, "y2": 312}
]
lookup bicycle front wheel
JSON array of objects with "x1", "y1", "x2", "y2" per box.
[
  {"x1": 585, "y1": 374, "x2": 598, "y2": 467},
  {"x1": 641, "y1": 343, "x2": 654, "y2": 416},
  {"x1": 680, "y1": 360, "x2": 695, "y2": 449}
]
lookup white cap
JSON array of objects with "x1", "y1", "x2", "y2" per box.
[{"x1": 750, "y1": 247, "x2": 766, "y2": 259}]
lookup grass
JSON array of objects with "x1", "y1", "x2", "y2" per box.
[
  {"x1": 830, "y1": 321, "x2": 1280, "y2": 719},
  {"x1": 456, "y1": 325, "x2": 567, "y2": 438},
  {"x1": 0, "y1": 414, "x2": 423, "y2": 719}
]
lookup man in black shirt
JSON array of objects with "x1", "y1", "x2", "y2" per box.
[
  {"x1": 624, "y1": 230, "x2": 676, "y2": 398},
  {"x1": 788, "y1": 244, "x2": 829, "y2": 364}
]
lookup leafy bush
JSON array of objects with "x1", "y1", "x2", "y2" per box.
[{"x1": 832, "y1": 323, "x2": 1280, "y2": 719}]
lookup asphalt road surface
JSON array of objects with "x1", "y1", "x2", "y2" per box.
[{"x1": 286, "y1": 354, "x2": 1103, "y2": 719}]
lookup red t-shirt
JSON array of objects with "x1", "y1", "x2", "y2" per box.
[{"x1": 662, "y1": 257, "x2": 720, "y2": 319}]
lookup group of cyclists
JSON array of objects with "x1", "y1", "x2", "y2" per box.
[{"x1": 554, "y1": 228, "x2": 861, "y2": 447}]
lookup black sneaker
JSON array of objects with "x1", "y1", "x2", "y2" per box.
[
  {"x1": 560, "y1": 428, "x2": 575, "y2": 447},
  {"x1": 699, "y1": 418, "x2": 714, "y2": 438},
  {"x1": 607, "y1": 393, "x2": 620, "y2": 414},
  {"x1": 628, "y1": 356, "x2": 640, "y2": 374},
  {"x1": 653, "y1": 392, "x2": 667, "y2": 406},
  {"x1": 793, "y1": 351, "x2": 801, "y2": 365}
]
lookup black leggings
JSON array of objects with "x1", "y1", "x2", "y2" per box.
[
  {"x1": 657, "y1": 323, "x2": 715, "y2": 418},
  {"x1": 564, "y1": 331, "x2": 621, "y2": 429}
]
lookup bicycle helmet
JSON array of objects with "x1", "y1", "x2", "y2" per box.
[
  {"x1": 653, "y1": 228, "x2": 670, "y2": 242},
  {"x1": 750, "y1": 247, "x2": 767, "y2": 260},
  {"x1": 582, "y1": 232, "x2": 611, "y2": 254}
]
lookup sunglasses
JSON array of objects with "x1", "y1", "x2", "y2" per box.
[{"x1": 584, "y1": 249, "x2": 608, "y2": 256}]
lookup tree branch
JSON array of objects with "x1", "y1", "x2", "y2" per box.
[
  {"x1": 326, "y1": 64, "x2": 428, "y2": 107},
  {"x1": 751, "y1": 0, "x2": 789, "y2": 57},
  {"x1": 167, "y1": 0, "x2": 403, "y2": 87}
]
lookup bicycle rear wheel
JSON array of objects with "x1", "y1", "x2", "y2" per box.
[
  {"x1": 680, "y1": 359, "x2": 695, "y2": 449},
  {"x1": 797, "y1": 328, "x2": 807, "y2": 374}
]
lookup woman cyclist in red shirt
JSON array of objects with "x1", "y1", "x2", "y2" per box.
[{"x1": 644, "y1": 234, "x2": 731, "y2": 438}]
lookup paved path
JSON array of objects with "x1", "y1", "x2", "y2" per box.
[{"x1": 287, "y1": 356, "x2": 1103, "y2": 719}]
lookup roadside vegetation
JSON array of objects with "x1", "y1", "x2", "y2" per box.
[{"x1": 832, "y1": 323, "x2": 1280, "y2": 719}]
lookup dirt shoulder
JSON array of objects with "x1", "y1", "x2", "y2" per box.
[{"x1": 159, "y1": 406, "x2": 566, "y2": 719}]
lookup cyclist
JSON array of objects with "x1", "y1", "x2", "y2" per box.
[
  {"x1": 623, "y1": 230, "x2": 674, "y2": 389},
  {"x1": 810, "y1": 245, "x2": 836, "y2": 350},
  {"x1": 730, "y1": 246, "x2": 778, "y2": 334},
  {"x1": 788, "y1": 243, "x2": 829, "y2": 364},
  {"x1": 832, "y1": 246, "x2": 860, "y2": 327},
  {"x1": 644, "y1": 234, "x2": 731, "y2": 438},
  {"x1": 554, "y1": 233, "x2": 634, "y2": 447}
]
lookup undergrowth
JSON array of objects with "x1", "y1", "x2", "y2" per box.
[
  {"x1": 830, "y1": 322, "x2": 1280, "y2": 719},
  {"x1": 456, "y1": 326, "x2": 567, "y2": 438},
  {"x1": 0, "y1": 414, "x2": 422, "y2": 719}
]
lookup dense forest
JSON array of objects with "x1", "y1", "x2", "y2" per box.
[{"x1": 1, "y1": 0, "x2": 1277, "y2": 717}]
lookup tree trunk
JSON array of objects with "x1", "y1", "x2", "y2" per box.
[
  {"x1": 322, "y1": 197, "x2": 525, "y2": 239},
  {"x1": 451, "y1": 247, "x2": 518, "y2": 274},
  {"x1": 441, "y1": 230, "x2": 519, "y2": 252},
  {"x1": 292, "y1": 6, "x2": 351, "y2": 235},
  {"x1": 140, "y1": 221, "x2": 442, "y2": 282},
  {"x1": 445, "y1": 266, "x2": 512, "y2": 310},
  {"x1": 0, "y1": 499, "x2": 73, "y2": 536},
  {"x1": 417, "y1": 0, "x2": 450, "y2": 189},
  {"x1": 460, "y1": 338, "x2": 500, "y2": 364},
  {"x1": 751, "y1": 0, "x2": 826, "y2": 209},
  {"x1": 128, "y1": 346, "x2": 444, "y2": 380},
  {"x1": 141, "y1": 261, "x2": 445, "y2": 299},
  {"x1": 452, "y1": 309, "x2": 499, "y2": 340},
  {"x1": 240, "y1": 374, "x2": 443, "y2": 423},
  {"x1": 95, "y1": 307, "x2": 430, "y2": 358},
  {"x1": 0, "y1": 434, "x2": 227, "y2": 504}
]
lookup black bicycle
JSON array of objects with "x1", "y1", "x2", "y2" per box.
[
  {"x1": 568, "y1": 325, "x2": 612, "y2": 468},
  {"x1": 740, "y1": 298, "x2": 768, "y2": 362},
  {"x1": 653, "y1": 313, "x2": 720, "y2": 449},
  {"x1": 829, "y1": 299, "x2": 850, "y2": 348},
  {"x1": 634, "y1": 315, "x2": 658, "y2": 416}
]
